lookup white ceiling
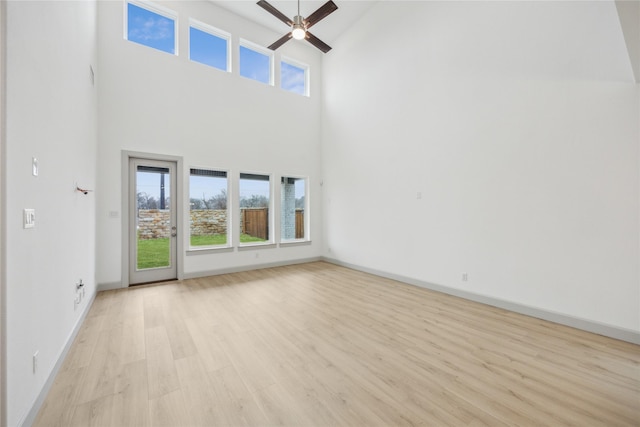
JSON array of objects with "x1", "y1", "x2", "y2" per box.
[{"x1": 210, "y1": 0, "x2": 378, "y2": 47}]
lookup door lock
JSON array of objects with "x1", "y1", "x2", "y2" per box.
[{"x1": 171, "y1": 226, "x2": 177, "y2": 237}]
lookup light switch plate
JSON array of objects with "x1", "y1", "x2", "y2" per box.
[{"x1": 24, "y1": 209, "x2": 35, "y2": 229}]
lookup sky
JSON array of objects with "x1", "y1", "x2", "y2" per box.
[
  {"x1": 190, "y1": 26, "x2": 227, "y2": 71},
  {"x1": 128, "y1": 2, "x2": 306, "y2": 93},
  {"x1": 127, "y1": 3, "x2": 175, "y2": 54}
]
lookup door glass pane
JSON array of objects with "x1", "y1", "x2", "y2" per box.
[{"x1": 136, "y1": 166, "x2": 171, "y2": 270}]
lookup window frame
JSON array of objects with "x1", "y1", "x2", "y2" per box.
[
  {"x1": 279, "y1": 175, "x2": 309, "y2": 244},
  {"x1": 188, "y1": 167, "x2": 232, "y2": 251},
  {"x1": 124, "y1": 0, "x2": 179, "y2": 56},
  {"x1": 280, "y1": 56, "x2": 310, "y2": 97},
  {"x1": 238, "y1": 39, "x2": 274, "y2": 86},
  {"x1": 188, "y1": 19, "x2": 232, "y2": 72},
  {"x1": 238, "y1": 171, "x2": 274, "y2": 247}
]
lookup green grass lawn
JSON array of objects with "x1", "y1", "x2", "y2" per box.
[
  {"x1": 137, "y1": 237, "x2": 170, "y2": 270},
  {"x1": 190, "y1": 234, "x2": 227, "y2": 246},
  {"x1": 137, "y1": 234, "x2": 266, "y2": 269}
]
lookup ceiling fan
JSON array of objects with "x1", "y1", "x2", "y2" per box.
[{"x1": 257, "y1": 0, "x2": 338, "y2": 53}]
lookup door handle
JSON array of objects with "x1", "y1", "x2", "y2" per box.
[{"x1": 171, "y1": 226, "x2": 177, "y2": 237}]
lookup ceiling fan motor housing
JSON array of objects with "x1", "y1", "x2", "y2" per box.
[{"x1": 292, "y1": 15, "x2": 306, "y2": 39}]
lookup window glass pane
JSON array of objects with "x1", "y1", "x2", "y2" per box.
[
  {"x1": 239, "y1": 173, "x2": 270, "y2": 243},
  {"x1": 127, "y1": 2, "x2": 176, "y2": 54},
  {"x1": 281, "y1": 177, "x2": 306, "y2": 241},
  {"x1": 240, "y1": 45, "x2": 271, "y2": 84},
  {"x1": 190, "y1": 26, "x2": 228, "y2": 71},
  {"x1": 189, "y1": 169, "x2": 228, "y2": 247},
  {"x1": 281, "y1": 61, "x2": 307, "y2": 96}
]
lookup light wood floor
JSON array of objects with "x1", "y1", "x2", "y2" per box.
[{"x1": 34, "y1": 262, "x2": 639, "y2": 426}]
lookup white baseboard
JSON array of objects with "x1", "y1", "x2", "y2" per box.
[
  {"x1": 20, "y1": 291, "x2": 96, "y2": 427},
  {"x1": 98, "y1": 258, "x2": 324, "y2": 291},
  {"x1": 322, "y1": 257, "x2": 640, "y2": 345},
  {"x1": 182, "y1": 257, "x2": 323, "y2": 280},
  {"x1": 97, "y1": 281, "x2": 124, "y2": 292}
]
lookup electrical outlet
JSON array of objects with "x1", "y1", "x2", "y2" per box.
[
  {"x1": 33, "y1": 351, "x2": 39, "y2": 374},
  {"x1": 462, "y1": 273, "x2": 469, "y2": 282}
]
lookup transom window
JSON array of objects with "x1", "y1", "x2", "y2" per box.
[
  {"x1": 126, "y1": 1, "x2": 177, "y2": 55},
  {"x1": 189, "y1": 20, "x2": 230, "y2": 72},
  {"x1": 281, "y1": 58, "x2": 309, "y2": 96},
  {"x1": 239, "y1": 40, "x2": 273, "y2": 85}
]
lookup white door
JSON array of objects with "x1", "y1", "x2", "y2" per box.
[{"x1": 129, "y1": 158, "x2": 177, "y2": 284}]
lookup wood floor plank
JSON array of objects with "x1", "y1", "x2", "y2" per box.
[
  {"x1": 31, "y1": 367, "x2": 88, "y2": 427},
  {"x1": 148, "y1": 389, "x2": 190, "y2": 427},
  {"x1": 174, "y1": 355, "x2": 221, "y2": 426},
  {"x1": 33, "y1": 262, "x2": 640, "y2": 427},
  {"x1": 183, "y1": 316, "x2": 231, "y2": 372},
  {"x1": 145, "y1": 325, "x2": 181, "y2": 400},
  {"x1": 207, "y1": 365, "x2": 270, "y2": 426}
]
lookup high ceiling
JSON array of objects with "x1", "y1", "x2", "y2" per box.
[{"x1": 210, "y1": 0, "x2": 378, "y2": 47}]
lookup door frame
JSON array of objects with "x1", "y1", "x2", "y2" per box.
[{"x1": 121, "y1": 151, "x2": 184, "y2": 287}]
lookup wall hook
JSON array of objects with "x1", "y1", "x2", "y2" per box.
[{"x1": 75, "y1": 185, "x2": 93, "y2": 195}]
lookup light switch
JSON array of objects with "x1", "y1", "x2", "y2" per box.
[
  {"x1": 24, "y1": 209, "x2": 35, "y2": 229},
  {"x1": 32, "y1": 158, "x2": 38, "y2": 176}
]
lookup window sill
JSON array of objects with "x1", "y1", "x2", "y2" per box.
[
  {"x1": 279, "y1": 240, "x2": 312, "y2": 247},
  {"x1": 238, "y1": 242, "x2": 277, "y2": 251},
  {"x1": 187, "y1": 246, "x2": 234, "y2": 255}
]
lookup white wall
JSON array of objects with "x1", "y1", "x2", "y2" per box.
[
  {"x1": 97, "y1": 0, "x2": 323, "y2": 287},
  {"x1": 1, "y1": 0, "x2": 6, "y2": 424},
  {"x1": 322, "y1": 1, "x2": 639, "y2": 333},
  {"x1": 4, "y1": 1, "x2": 98, "y2": 426}
]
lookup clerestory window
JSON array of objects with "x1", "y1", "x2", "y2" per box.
[{"x1": 126, "y1": 1, "x2": 177, "y2": 55}]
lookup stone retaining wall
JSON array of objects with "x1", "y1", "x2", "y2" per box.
[
  {"x1": 138, "y1": 209, "x2": 171, "y2": 239},
  {"x1": 138, "y1": 208, "x2": 303, "y2": 240},
  {"x1": 138, "y1": 209, "x2": 228, "y2": 240},
  {"x1": 190, "y1": 209, "x2": 227, "y2": 236}
]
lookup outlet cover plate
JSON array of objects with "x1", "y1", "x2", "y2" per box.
[{"x1": 24, "y1": 209, "x2": 35, "y2": 229}]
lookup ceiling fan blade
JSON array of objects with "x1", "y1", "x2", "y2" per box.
[
  {"x1": 256, "y1": 0, "x2": 293, "y2": 26},
  {"x1": 268, "y1": 32, "x2": 293, "y2": 50},
  {"x1": 304, "y1": 0, "x2": 338, "y2": 29},
  {"x1": 305, "y1": 31, "x2": 332, "y2": 53}
]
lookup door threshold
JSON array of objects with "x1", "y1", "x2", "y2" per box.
[{"x1": 129, "y1": 278, "x2": 179, "y2": 287}]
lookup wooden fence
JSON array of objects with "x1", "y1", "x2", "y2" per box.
[
  {"x1": 242, "y1": 208, "x2": 269, "y2": 240},
  {"x1": 296, "y1": 210, "x2": 304, "y2": 239},
  {"x1": 241, "y1": 208, "x2": 304, "y2": 240}
]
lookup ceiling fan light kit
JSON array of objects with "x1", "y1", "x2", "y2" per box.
[
  {"x1": 291, "y1": 16, "x2": 306, "y2": 40},
  {"x1": 257, "y1": 0, "x2": 338, "y2": 53}
]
